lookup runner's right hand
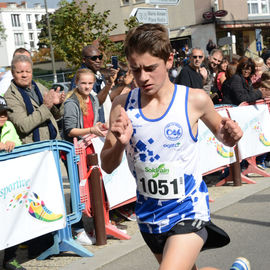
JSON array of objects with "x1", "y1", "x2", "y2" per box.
[{"x1": 111, "y1": 107, "x2": 133, "y2": 145}]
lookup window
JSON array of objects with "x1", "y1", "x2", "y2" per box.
[
  {"x1": 35, "y1": 14, "x2": 39, "y2": 22},
  {"x1": 11, "y1": 14, "x2": 21, "y2": 27},
  {"x1": 14, "y1": 33, "x2": 24, "y2": 46},
  {"x1": 26, "y1": 14, "x2": 31, "y2": 22},
  {"x1": 29, "y1": 33, "x2": 34, "y2": 40},
  {"x1": 121, "y1": 0, "x2": 129, "y2": 4},
  {"x1": 214, "y1": 0, "x2": 219, "y2": 11},
  {"x1": 30, "y1": 41, "x2": 35, "y2": 49},
  {"x1": 248, "y1": 0, "x2": 270, "y2": 15}
]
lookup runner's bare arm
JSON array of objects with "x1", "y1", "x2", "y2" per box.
[
  {"x1": 190, "y1": 88, "x2": 243, "y2": 147},
  {"x1": 101, "y1": 94, "x2": 133, "y2": 174}
]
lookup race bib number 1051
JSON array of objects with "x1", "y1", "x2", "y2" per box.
[{"x1": 135, "y1": 162, "x2": 185, "y2": 200}]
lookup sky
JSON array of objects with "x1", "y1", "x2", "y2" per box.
[{"x1": 0, "y1": 0, "x2": 71, "y2": 9}]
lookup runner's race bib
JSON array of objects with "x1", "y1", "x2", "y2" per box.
[{"x1": 135, "y1": 161, "x2": 185, "y2": 200}]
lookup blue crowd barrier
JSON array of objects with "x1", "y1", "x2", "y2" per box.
[{"x1": 0, "y1": 140, "x2": 93, "y2": 259}]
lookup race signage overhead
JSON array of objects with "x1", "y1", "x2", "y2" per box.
[
  {"x1": 145, "y1": 0, "x2": 180, "y2": 5},
  {"x1": 133, "y1": 8, "x2": 169, "y2": 24}
]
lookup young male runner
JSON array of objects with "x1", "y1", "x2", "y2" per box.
[{"x1": 100, "y1": 24, "x2": 243, "y2": 270}]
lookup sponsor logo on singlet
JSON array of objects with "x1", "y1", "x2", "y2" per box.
[
  {"x1": 145, "y1": 164, "x2": 169, "y2": 178},
  {"x1": 164, "y1": 122, "x2": 183, "y2": 141},
  {"x1": 163, "y1": 142, "x2": 181, "y2": 149}
]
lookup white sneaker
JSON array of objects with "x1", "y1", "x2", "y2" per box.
[{"x1": 75, "y1": 230, "x2": 96, "y2": 246}]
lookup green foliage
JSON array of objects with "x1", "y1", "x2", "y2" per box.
[
  {"x1": 37, "y1": 0, "x2": 119, "y2": 70},
  {"x1": 0, "y1": 21, "x2": 6, "y2": 41},
  {"x1": 34, "y1": 78, "x2": 53, "y2": 89},
  {"x1": 124, "y1": 16, "x2": 141, "y2": 32},
  {"x1": 109, "y1": 16, "x2": 141, "y2": 62}
]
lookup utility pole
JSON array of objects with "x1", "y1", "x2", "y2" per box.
[{"x1": 44, "y1": 0, "x2": 57, "y2": 83}]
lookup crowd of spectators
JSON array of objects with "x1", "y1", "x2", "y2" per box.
[{"x1": 170, "y1": 42, "x2": 270, "y2": 183}]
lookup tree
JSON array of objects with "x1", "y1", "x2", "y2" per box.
[
  {"x1": 0, "y1": 21, "x2": 6, "y2": 41},
  {"x1": 38, "y1": 0, "x2": 118, "y2": 69}
]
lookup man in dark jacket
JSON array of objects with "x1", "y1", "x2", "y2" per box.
[
  {"x1": 70, "y1": 45, "x2": 118, "y2": 123},
  {"x1": 175, "y1": 47, "x2": 206, "y2": 88}
]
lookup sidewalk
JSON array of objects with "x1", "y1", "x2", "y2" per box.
[{"x1": 1, "y1": 174, "x2": 270, "y2": 270}]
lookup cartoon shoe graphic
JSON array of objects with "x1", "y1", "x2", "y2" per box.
[
  {"x1": 28, "y1": 199, "x2": 63, "y2": 222},
  {"x1": 259, "y1": 133, "x2": 270, "y2": 146}
]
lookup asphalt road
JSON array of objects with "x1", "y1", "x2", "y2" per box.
[{"x1": 94, "y1": 187, "x2": 270, "y2": 270}]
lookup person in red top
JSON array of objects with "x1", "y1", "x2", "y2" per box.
[
  {"x1": 63, "y1": 68, "x2": 107, "y2": 245},
  {"x1": 63, "y1": 68, "x2": 106, "y2": 143}
]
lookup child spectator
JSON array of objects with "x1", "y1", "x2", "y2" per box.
[
  {"x1": 0, "y1": 96, "x2": 23, "y2": 270},
  {"x1": 63, "y1": 68, "x2": 107, "y2": 245}
]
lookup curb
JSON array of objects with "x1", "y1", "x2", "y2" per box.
[{"x1": 61, "y1": 177, "x2": 270, "y2": 270}]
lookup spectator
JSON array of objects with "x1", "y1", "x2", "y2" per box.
[
  {"x1": 63, "y1": 68, "x2": 105, "y2": 143},
  {"x1": 0, "y1": 96, "x2": 24, "y2": 270},
  {"x1": 262, "y1": 52, "x2": 270, "y2": 71},
  {"x1": 203, "y1": 48, "x2": 223, "y2": 96},
  {"x1": 0, "y1": 48, "x2": 31, "y2": 96},
  {"x1": 182, "y1": 44, "x2": 191, "y2": 65},
  {"x1": 206, "y1": 39, "x2": 217, "y2": 55},
  {"x1": 261, "y1": 47, "x2": 269, "y2": 61},
  {"x1": 70, "y1": 45, "x2": 118, "y2": 123},
  {"x1": 214, "y1": 56, "x2": 229, "y2": 101},
  {"x1": 221, "y1": 57, "x2": 267, "y2": 106},
  {"x1": 255, "y1": 71, "x2": 270, "y2": 169},
  {"x1": 251, "y1": 56, "x2": 267, "y2": 89},
  {"x1": 4, "y1": 55, "x2": 65, "y2": 144},
  {"x1": 4, "y1": 55, "x2": 65, "y2": 259},
  {"x1": 4, "y1": 55, "x2": 65, "y2": 256},
  {"x1": 109, "y1": 62, "x2": 136, "y2": 101},
  {"x1": 175, "y1": 47, "x2": 205, "y2": 88},
  {"x1": 111, "y1": 69, "x2": 135, "y2": 101},
  {"x1": 63, "y1": 68, "x2": 107, "y2": 245},
  {"x1": 220, "y1": 61, "x2": 238, "y2": 104}
]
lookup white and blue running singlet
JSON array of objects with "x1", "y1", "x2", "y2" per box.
[{"x1": 125, "y1": 84, "x2": 210, "y2": 234}]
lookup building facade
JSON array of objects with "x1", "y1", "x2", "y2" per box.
[
  {"x1": 215, "y1": 0, "x2": 270, "y2": 56},
  {"x1": 77, "y1": 0, "x2": 270, "y2": 57},
  {"x1": 0, "y1": 1, "x2": 54, "y2": 67},
  {"x1": 76, "y1": 0, "x2": 217, "y2": 54}
]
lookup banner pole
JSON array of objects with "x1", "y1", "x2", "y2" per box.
[
  {"x1": 87, "y1": 153, "x2": 107, "y2": 245},
  {"x1": 231, "y1": 145, "x2": 242, "y2": 186}
]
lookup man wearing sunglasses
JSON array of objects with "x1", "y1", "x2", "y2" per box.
[
  {"x1": 175, "y1": 47, "x2": 206, "y2": 88},
  {"x1": 70, "y1": 45, "x2": 118, "y2": 123}
]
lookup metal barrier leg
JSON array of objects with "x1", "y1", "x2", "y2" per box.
[
  {"x1": 37, "y1": 227, "x2": 93, "y2": 260},
  {"x1": 242, "y1": 156, "x2": 270, "y2": 177}
]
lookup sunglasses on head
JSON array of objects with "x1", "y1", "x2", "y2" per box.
[
  {"x1": 192, "y1": 55, "x2": 203, "y2": 59},
  {"x1": 85, "y1": 54, "x2": 103, "y2": 61}
]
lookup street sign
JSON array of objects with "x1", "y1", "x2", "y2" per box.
[
  {"x1": 145, "y1": 0, "x2": 180, "y2": 5},
  {"x1": 133, "y1": 8, "x2": 169, "y2": 24},
  {"x1": 218, "y1": 36, "x2": 233, "y2": 47},
  {"x1": 203, "y1": 11, "x2": 214, "y2": 20},
  {"x1": 256, "y1": 41, "x2": 262, "y2": 52},
  {"x1": 214, "y1": 9, "x2": 228, "y2": 17},
  {"x1": 255, "y1": 28, "x2": 262, "y2": 43}
]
